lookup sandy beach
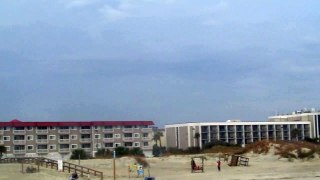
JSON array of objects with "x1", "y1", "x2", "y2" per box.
[{"x1": 1, "y1": 151, "x2": 320, "y2": 180}]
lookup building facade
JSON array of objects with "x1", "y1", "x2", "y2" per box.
[
  {"x1": 165, "y1": 111, "x2": 320, "y2": 150},
  {"x1": 0, "y1": 119, "x2": 154, "y2": 158}
]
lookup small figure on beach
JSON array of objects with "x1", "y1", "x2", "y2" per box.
[
  {"x1": 217, "y1": 159, "x2": 221, "y2": 171},
  {"x1": 69, "y1": 172, "x2": 78, "y2": 180}
]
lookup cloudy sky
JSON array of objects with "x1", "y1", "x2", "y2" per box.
[{"x1": 1, "y1": 0, "x2": 320, "y2": 127}]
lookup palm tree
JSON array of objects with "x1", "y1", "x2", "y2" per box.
[
  {"x1": 0, "y1": 145, "x2": 6, "y2": 158},
  {"x1": 194, "y1": 132, "x2": 200, "y2": 148},
  {"x1": 291, "y1": 128, "x2": 301, "y2": 141},
  {"x1": 153, "y1": 131, "x2": 163, "y2": 147}
]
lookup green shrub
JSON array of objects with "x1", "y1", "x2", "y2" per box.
[
  {"x1": 70, "y1": 149, "x2": 89, "y2": 160},
  {"x1": 129, "y1": 147, "x2": 144, "y2": 156},
  {"x1": 115, "y1": 146, "x2": 130, "y2": 157}
]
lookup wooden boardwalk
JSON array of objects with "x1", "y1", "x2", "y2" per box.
[{"x1": 0, "y1": 157, "x2": 103, "y2": 179}]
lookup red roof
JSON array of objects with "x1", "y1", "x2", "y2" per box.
[{"x1": 0, "y1": 119, "x2": 154, "y2": 127}]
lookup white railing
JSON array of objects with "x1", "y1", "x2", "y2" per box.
[
  {"x1": 141, "y1": 128, "x2": 152, "y2": 132},
  {"x1": 80, "y1": 138, "x2": 91, "y2": 142},
  {"x1": 36, "y1": 130, "x2": 48, "y2": 134},
  {"x1": 13, "y1": 130, "x2": 26, "y2": 134},
  {"x1": 142, "y1": 137, "x2": 151, "y2": 141},
  {"x1": 13, "y1": 150, "x2": 26, "y2": 154},
  {"x1": 58, "y1": 129, "x2": 70, "y2": 133},
  {"x1": 59, "y1": 148, "x2": 70, "y2": 153},
  {"x1": 123, "y1": 137, "x2": 133, "y2": 141},
  {"x1": 37, "y1": 149, "x2": 49, "y2": 153},
  {"x1": 103, "y1": 138, "x2": 114, "y2": 142},
  {"x1": 13, "y1": 140, "x2": 26, "y2": 144},
  {"x1": 59, "y1": 139, "x2": 70, "y2": 143},
  {"x1": 103, "y1": 129, "x2": 114, "y2": 133},
  {"x1": 36, "y1": 139, "x2": 48, "y2": 143},
  {"x1": 80, "y1": 129, "x2": 91, "y2": 134},
  {"x1": 123, "y1": 128, "x2": 133, "y2": 132}
]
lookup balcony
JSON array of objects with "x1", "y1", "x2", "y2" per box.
[
  {"x1": 141, "y1": 128, "x2": 152, "y2": 132},
  {"x1": 123, "y1": 137, "x2": 133, "y2": 141},
  {"x1": 0, "y1": 130, "x2": 4, "y2": 135},
  {"x1": 13, "y1": 140, "x2": 26, "y2": 144},
  {"x1": 36, "y1": 130, "x2": 48, "y2": 134},
  {"x1": 13, "y1": 150, "x2": 26, "y2": 154},
  {"x1": 103, "y1": 129, "x2": 114, "y2": 133},
  {"x1": 142, "y1": 137, "x2": 152, "y2": 141},
  {"x1": 0, "y1": 140, "x2": 3, "y2": 144},
  {"x1": 58, "y1": 129, "x2": 70, "y2": 134},
  {"x1": 103, "y1": 138, "x2": 114, "y2": 143},
  {"x1": 59, "y1": 148, "x2": 70, "y2": 153},
  {"x1": 37, "y1": 149, "x2": 48, "y2": 153},
  {"x1": 13, "y1": 130, "x2": 26, "y2": 135},
  {"x1": 36, "y1": 139, "x2": 48, "y2": 144},
  {"x1": 59, "y1": 139, "x2": 70, "y2": 143},
  {"x1": 83, "y1": 148, "x2": 92, "y2": 153},
  {"x1": 142, "y1": 146, "x2": 153, "y2": 150},
  {"x1": 123, "y1": 128, "x2": 133, "y2": 133},
  {"x1": 80, "y1": 129, "x2": 91, "y2": 134},
  {"x1": 80, "y1": 138, "x2": 91, "y2": 143}
]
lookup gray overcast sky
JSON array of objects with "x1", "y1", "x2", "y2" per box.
[{"x1": 1, "y1": 0, "x2": 320, "y2": 127}]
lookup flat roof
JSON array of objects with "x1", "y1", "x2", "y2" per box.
[{"x1": 0, "y1": 119, "x2": 155, "y2": 127}]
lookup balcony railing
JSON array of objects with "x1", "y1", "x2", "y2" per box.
[
  {"x1": 123, "y1": 128, "x2": 133, "y2": 132},
  {"x1": 59, "y1": 139, "x2": 70, "y2": 143},
  {"x1": 142, "y1": 137, "x2": 151, "y2": 141},
  {"x1": 103, "y1": 138, "x2": 114, "y2": 142},
  {"x1": 36, "y1": 139, "x2": 48, "y2": 144},
  {"x1": 103, "y1": 129, "x2": 114, "y2": 133},
  {"x1": 36, "y1": 130, "x2": 48, "y2": 134},
  {"x1": 13, "y1": 140, "x2": 26, "y2": 144},
  {"x1": 141, "y1": 128, "x2": 152, "y2": 132},
  {"x1": 123, "y1": 137, "x2": 133, "y2": 141},
  {"x1": 13, "y1": 130, "x2": 26, "y2": 134},
  {"x1": 58, "y1": 129, "x2": 70, "y2": 134},
  {"x1": 37, "y1": 149, "x2": 48, "y2": 153},
  {"x1": 80, "y1": 129, "x2": 91, "y2": 134},
  {"x1": 13, "y1": 150, "x2": 26, "y2": 154},
  {"x1": 80, "y1": 138, "x2": 91, "y2": 143},
  {"x1": 59, "y1": 148, "x2": 70, "y2": 153}
]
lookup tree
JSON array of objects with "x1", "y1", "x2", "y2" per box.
[
  {"x1": 153, "y1": 131, "x2": 163, "y2": 147},
  {"x1": 0, "y1": 145, "x2": 6, "y2": 158},
  {"x1": 291, "y1": 128, "x2": 301, "y2": 141},
  {"x1": 194, "y1": 132, "x2": 200, "y2": 148},
  {"x1": 70, "y1": 149, "x2": 88, "y2": 160}
]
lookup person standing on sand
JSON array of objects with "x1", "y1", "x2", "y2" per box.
[{"x1": 217, "y1": 159, "x2": 221, "y2": 171}]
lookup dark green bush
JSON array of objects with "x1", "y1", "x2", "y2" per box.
[{"x1": 70, "y1": 149, "x2": 89, "y2": 160}]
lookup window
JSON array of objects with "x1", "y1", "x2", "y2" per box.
[
  {"x1": 114, "y1": 143, "x2": 121, "y2": 147},
  {"x1": 95, "y1": 143, "x2": 101, "y2": 148},
  {"x1": 27, "y1": 135, "x2": 33, "y2": 141},
  {"x1": 134, "y1": 142, "x2": 140, "y2": 147},
  {"x1": 134, "y1": 133, "x2": 140, "y2": 138},
  {"x1": 26, "y1": 127, "x2": 33, "y2": 131},
  {"x1": 5, "y1": 146, "x2": 10, "y2": 151},
  {"x1": 143, "y1": 133, "x2": 148, "y2": 138},
  {"x1": 124, "y1": 133, "x2": 132, "y2": 138},
  {"x1": 71, "y1": 126, "x2": 77, "y2": 130},
  {"x1": 114, "y1": 134, "x2": 121, "y2": 138},
  {"x1": 94, "y1": 126, "x2": 99, "y2": 130},
  {"x1": 104, "y1": 126, "x2": 113, "y2": 130},
  {"x1": 49, "y1": 145, "x2": 56, "y2": 150},
  {"x1": 134, "y1": 125, "x2": 139, "y2": 129},
  {"x1": 94, "y1": 134, "x2": 100, "y2": 139},
  {"x1": 104, "y1": 134, "x2": 113, "y2": 138},
  {"x1": 71, "y1": 135, "x2": 77, "y2": 140},
  {"x1": 115, "y1": 126, "x2": 120, "y2": 129},
  {"x1": 50, "y1": 126, "x2": 55, "y2": 130},
  {"x1": 3, "y1": 136, "x2": 10, "y2": 141},
  {"x1": 143, "y1": 142, "x2": 149, "y2": 146},
  {"x1": 124, "y1": 125, "x2": 132, "y2": 129},
  {"x1": 49, "y1": 135, "x2": 56, "y2": 140},
  {"x1": 124, "y1": 142, "x2": 133, "y2": 147},
  {"x1": 3, "y1": 127, "x2": 10, "y2": 131},
  {"x1": 27, "y1": 145, "x2": 33, "y2": 151},
  {"x1": 71, "y1": 144, "x2": 77, "y2": 149},
  {"x1": 105, "y1": 143, "x2": 113, "y2": 148}
]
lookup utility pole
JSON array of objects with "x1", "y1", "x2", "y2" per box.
[{"x1": 113, "y1": 150, "x2": 116, "y2": 180}]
